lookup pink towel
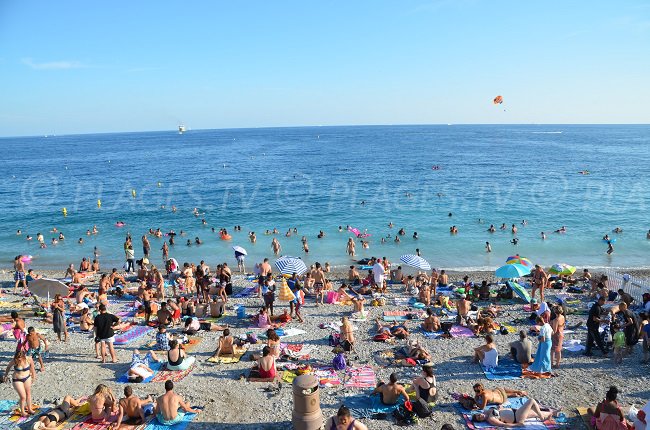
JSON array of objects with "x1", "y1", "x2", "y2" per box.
[{"x1": 449, "y1": 325, "x2": 474, "y2": 338}]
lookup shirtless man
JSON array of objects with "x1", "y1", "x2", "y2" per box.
[
  {"x1": 155, "y1": 381, "x2": 199, "y2": 426},
  {"x1": 372, "y1": 373, "x2": 409, "y2": 405},
  {"x1": 438, "y1": 270, "x2": 449, "y2": 287},
  {"x1": 473, "y1": 383, "x2": 527, "y2": 410},
  {"x1": 157, "y1": 302, "x2": 172, "y2": 327},
  {"x1": 92, "y1": 259, "x2": 100, "y2": 272},
  {"x1": 109, "y1": 268, "x2": 126, "y2": 286},
  {"x1": 26, "y1": 327, "x2": 49, "y2": 372},
  {"x1": 312, "y1": 263, "x2": 327, "y2": 305},
  {"x1": 209, "y1": 297, "x2": 225, "y2": 318},
  {"x1": 64, "y1": 264, "x2": 76, "y2": 279},
  {"x1": 271, "y1": 238, "x2": 281, "y2": 256},
  {"x1": 422, "y1": 308, "x2": 440, "y2": 332},
  {"x1": 531, "y1": 265, "x2": 548, "y2": 302},
  {"x1": 115, "y1": 386, "x2": 153, "y2": 429},
  {"x1": 212, "y1": 328, "x2": 235, "y2": 358},
  {"x1": 14, "y1": 256, "x2": 27, "y2": 293},
  {"x1": 456, "y1": 294, "x2": 471, "y2": 326},
  {"x1": 260, "y1": 258, "x2": 272, "y2": 278},
  {"x1": 79, "y1": 258, "x2": 91, "y2": 272}
]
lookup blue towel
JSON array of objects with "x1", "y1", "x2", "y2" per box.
[
  {"x1": 145, "y1": 409, "x2": 200, "y2": 430},
  {"x1": 345, "y1": 393, "x2": 405, "y2": 419},
  {"x1": 421, "y1": 330, "x2": 444, "y2": 339},
  {"x1": 0, "y1": 400, "x2": 17, "y2": 413},
  {"x1": 480, "y1": 356, "x2": 522, "y2": 380}
]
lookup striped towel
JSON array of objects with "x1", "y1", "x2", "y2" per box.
[
  {"x1": 115, "y1": 325, "x2": 154, "y2": 345},
  {"x1": 344, "y1": 366, "x2": 376, "y2": 389}
]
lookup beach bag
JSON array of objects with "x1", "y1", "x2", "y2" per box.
[
  {"x1": 393, "y1": 401, "x2": 418, "y2": 425},
  {"x1": 332, "y1": 353, "x2": 346, "y2": 370},
  {"x1": 413, "y1": 398, "x2": 432, "y2": 418},
  {"x1": 373, "y1": 333, "x2": 390, "y2": 342}
]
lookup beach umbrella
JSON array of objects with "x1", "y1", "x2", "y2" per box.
[
  {"x1": 277, "y1": 279, "x2": 296, "y2": 302},
  {"x1": 495, "y1": 263, "x2": 531, "y2": 279},
  {"x1": 275, "y1": 256, "x2": 308, "y2": 276},
  {"x1": 399, "y1": 254, "x2": 432, "y2": 271},
  {"x1": 29, "y1": 278, "x2": 69, "y2": 299},
  {"x1": 506, "y1": 255, "x2": 533, "y2": 267},
  {"x1": 548, "y1": 263, "x2": 576, "y2": 276},
  {"x1": 232, "y1": 246, "x2": 247, "y2": 256}
]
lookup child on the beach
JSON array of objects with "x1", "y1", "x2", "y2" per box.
[
  {"x1": 26, "y1": 326, "x2": 49, "y2": 371},
  {"x1": 612, "y1": 326, "x2": 626, "y2": 364}
]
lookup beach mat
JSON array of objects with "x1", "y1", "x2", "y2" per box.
[
  {"x1": 450, "y1": 325, "x2": 474, "y2": 338},
  {"x1": 345, "y1": 393, "x2": 404, "y2": 419},
  {"x1": 151, "y1": 364, "x2": 195, "y2": 383},
  {"x1": 480, "y1": 356, "x2": 522, "y2": 380},
  {"x1": 115, "y1": 326, "x2": 154, "y2": 345},
  {"x1": 117, "y1": 361, "x2": 163, "y2": 384},
  {"x1": 144, "y1": 410, "x2": 199, "y2": 430},
  {"x1": 522, "y1": 369, "x2": 555, "y2": 379},
  {"x1": 344, "y1": 365, "x2": 376, "y2": 389},
  {"x1": 207, "y1": 347, "x2": 248, "y2": 364},
  {"x1": 144, "y1": 337, "x2": 202, "y2": 353},
  {"x1": 71, "y1": 415, "x2": 119, "y2": 430},
  {"x1": 421, "y1": 329, "x2": 445, "y2": 339}
]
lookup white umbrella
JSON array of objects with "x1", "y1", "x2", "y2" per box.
[
  {"x1": 275, "y1": 256, "x2": 308, "y2": 275},
  {"x1": 399, "y1": 254, "x2": 432, "y2": 271},
  {"x1": 232, "y1": 246, "x2": 247, "y2": 255},
  {"x1": 29, "y1": 278, "x2": 69, "y2": 299}
]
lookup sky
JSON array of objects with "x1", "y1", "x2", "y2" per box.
[{"x1": 1, "y1": 0, "x2": 649, "y2": 136}]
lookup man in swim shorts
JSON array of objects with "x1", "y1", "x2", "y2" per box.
[
  {"x1": 372, "y1": 373, "x2": 409, "y2": 405},
  {"x1": 115, "y1": 385, "x2": 154, "y2": 429},
  {"x1": 154, "y1": 380, "x2": 199, "y2": 426},
  {"x1": 14, "y1": 256, "x2": 27, "y2": 294}
]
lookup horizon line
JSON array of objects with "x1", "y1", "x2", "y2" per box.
[{"x1": 1, "y1": 122, "x2": 649, "y2": 139}]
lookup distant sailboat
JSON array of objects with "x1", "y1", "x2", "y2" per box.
[{"x1": 178, "y1": 124, "x2": 186, "y2": 134}]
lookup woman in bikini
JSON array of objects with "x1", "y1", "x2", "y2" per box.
[
  {"x1": 31, "y1": 395, "x2": 83, "y2": 429},
  {"x1": 249, "y1": 346, "x2": 277, "y2": 382},
  {"x1": 339, "y1": 317, "x2": 355, "y2": 352},
  {"x1": 3, "y1": 350, "x2": 36, "y2": 417},
  {"x1": 325, "y1": 405, "x2": 368, "y2": 430},
  {"x1": 471, "y1": 397, "x2": 556, "y2": 426},
  {"x1": 266, "y1": 329, "x2": 281, "y2": 358},
  {"x1": 88, "y1": 384, "x2": 117, "y2": 423}
]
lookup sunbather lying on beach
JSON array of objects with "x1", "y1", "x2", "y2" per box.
[
  {"x1": 31, "y1": 395, "x2": 83, "y2": 430},
  {"x1": 472, "y1": 383, "x2": 527, "y2": 410},
  {"x1": 471, "y1": 397, "x2": 557, "y2": 426},
  {"x1": 375, "y1": 319, "x2": 409, "y2": 339}
]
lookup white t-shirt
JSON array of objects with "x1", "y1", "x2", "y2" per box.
[
  {"x1": 482, "y1": 348, "x2": 499, "y2": 368},
  {"x1": 372, "y1": 262, "x2": 385, "y2": 284},
  {"x1": 536, "y1": 301, "x2": 550, "y2": 317}
]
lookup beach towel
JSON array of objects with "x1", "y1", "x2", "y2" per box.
[
  {"x1": 281, "y1": 370, "x2": 298, "y2": 384},
  {"x1": 421, "y1": 329, "x2": 445, "y2": 339},
  {"x1": 345, "y1": 393, "x2": 405, "y2": 419},
  {"x1": 151, "y1": 364, "x2": 195, "y2": 383},
  {"x1": 460, "y1": 397, "x2": 558, "y2": 430},
  {"x1": 450, "y1": 325, "x2": 474, "y2": 338},
  {"x1": 393, "y1": 297, "x2": 413, "y2": 306},
  {"x1": 316, "y1": 367, "x2": 343, "y2": 387},
  {"x1": 562, "y1": 339, "x2": 585, "y2": 352},
  {"x1": 115, "y1": 326, "x2": 154, "y2": 345},
  {"x1": 207, "y1": 347, "x2": 248, "y2": 364},
  {"x1": 71, "y1": 414, "x2": 120, "y2": 430},
  {"x1": 260, "y1": 328, "x2": 306, "y2": 339},
  {"x1": 480, "y1": 356, "x2": 522, "y2": 380},
  {"x1": 144, "y1": 337, "x2": 202, "y2": 353},
  {"x1": 344, "y1": 366, "x2": 376, "y2": 389},
  {"x1": 145, "y1": 410, "x2": 199, "y2": 430},
  {"x1": 521, "y1": 369, "x2": 555, "y2": 379},
  {"x1": 233, "y1": 286, "x2": 256, "y2": 298},
  {"x1": 383, "y1": 310, "x2": 423, "y2": 322}
]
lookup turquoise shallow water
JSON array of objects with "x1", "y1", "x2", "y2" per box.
[{"x1": 1, "y1": 124, "x2": 650, "y2": 270}]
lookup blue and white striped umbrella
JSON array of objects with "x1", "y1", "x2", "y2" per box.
[
  {"x1": 275, "y1": 256, "x2": 308, "y2": 275},
  {"x1": 399, "y1": 254, "x2": 432, "y2": 271}
]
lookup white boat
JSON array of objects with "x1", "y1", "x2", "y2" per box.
[{"x1": 178, "y1": 124, "x2": 186, "y2": 134}]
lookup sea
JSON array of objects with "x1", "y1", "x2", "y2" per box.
[{"x1": 1, "y1": 124, "x2": 649, "y2": 272}]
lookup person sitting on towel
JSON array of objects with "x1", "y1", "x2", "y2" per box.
[
  {"x1": 372, "y1": 373, "x2": 409, "y2": 405},
  {"x1": 325, "y1": 406, "x2": 368, "y2": 430},
  {"x1": 166, "y1": 339, "x2": 195, "y2": 371},
  {"x1": 154, "y1": 380, "x2": 199, "y2": 426}
]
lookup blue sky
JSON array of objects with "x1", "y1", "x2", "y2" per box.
[{"x1": 1, "y1": 0, "x2": 649, "y2": 136}]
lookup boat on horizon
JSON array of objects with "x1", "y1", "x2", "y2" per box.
[{"x1": 178, "y1": 124, "x2": 186, "y2": 134}]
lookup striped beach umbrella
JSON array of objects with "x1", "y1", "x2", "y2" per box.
[
  {"x1": 495, "y1": 263, "x2": 531, "y2": 279},
  {"x1": 275, "y1": 256, "x2": 308, "y2": 275},
  {"x1": 399, "y1": 254, "x2": 432, "y2": 271},
  {"x1": 506, "y1": 255, "x2": 533, "y2": 267}
]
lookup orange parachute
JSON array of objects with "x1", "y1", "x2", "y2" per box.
[{"x1": 493, "y1": 95, "x2": 503, "y2": 105}]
